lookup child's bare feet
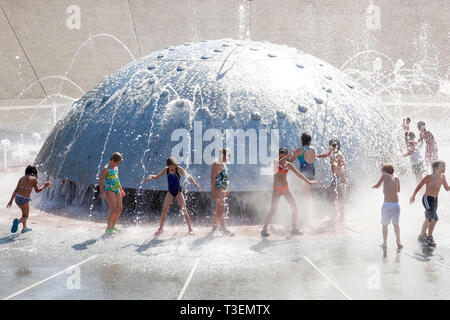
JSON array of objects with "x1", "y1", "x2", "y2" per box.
[
  {"x1": 397, "y1": 242, "x2": 403, "y2": 249},
  {"x1": 379, "y1": 243, "x2": 387, "y2": 249},
  {"x1": 222, "y1": 229, "x2": 234, "y2": 236}
]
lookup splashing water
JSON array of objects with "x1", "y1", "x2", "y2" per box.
[{"x1": 31, "y1": 39, "x2": 403, "y2": 220}]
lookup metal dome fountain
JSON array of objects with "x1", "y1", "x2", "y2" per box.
[{"x1": 35, "y1": 39, "x2": 400, "y2": 214}]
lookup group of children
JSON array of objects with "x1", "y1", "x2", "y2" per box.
[
  {"x1": 402, "y1": 118, "x2": 439, "y2": 182},
  {"x1": 4, "y1": 132, "x2": 346, "y2": 237},
  {"x1": 371, "y1": 118, "x2": 445, "y2": 249},
  {"x1": 261, "y1": 134, "x2": 348, "y2": 237},
  {"x1": 372, "y1": 160, "x2": 449, "y2": 248},
  {"x1": 5, "y1": 123, "x2": 448, "y2": 249}
]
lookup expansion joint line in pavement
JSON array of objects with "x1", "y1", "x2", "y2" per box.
[
  {"x1": 177, "y1": 258, "x2": 201, "y2": 300},
  {"x1": 2, "y1": 255, "x2": 99, "y2": 300},
  {"x1": 303, "y1": 256, "x2": 352, "y2": 300}
]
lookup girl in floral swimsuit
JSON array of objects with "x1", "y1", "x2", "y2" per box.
[{"x1": 99, "y1": 152, "x2": 125, "y2": 235}]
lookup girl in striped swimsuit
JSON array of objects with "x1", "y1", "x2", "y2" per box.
[
  {"x1": 7, "y1": 165, "x2": 52, "y2": 233},
  {"x1": 417, "y1": 121, "x2": 438, "y2": 170}
]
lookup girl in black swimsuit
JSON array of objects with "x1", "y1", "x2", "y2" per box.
[{"x1": 145, "y1": 157, "x2": 200, "y2": 236}]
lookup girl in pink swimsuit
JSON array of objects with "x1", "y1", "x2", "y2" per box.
[{"x1": 261, "y1": 148, "x2": 316, "y2": 238}]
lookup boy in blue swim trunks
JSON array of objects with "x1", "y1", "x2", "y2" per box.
[
  {"x1": 99, "y1": 152, "x2": 125, "y2": 235},
  {"x1": 145, "y1": 157, "x2": 200, "y2": 236},
  {"x1": 7, "y1": 165, "x2": 52, "y2": 233},
  {"x1": 410, "y1": 160, "x2": 450, "y2": 247}
]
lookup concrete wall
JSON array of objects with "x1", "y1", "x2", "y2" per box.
[{"x1": 0, "y1": 0, "x2": 449, "y2": 105}]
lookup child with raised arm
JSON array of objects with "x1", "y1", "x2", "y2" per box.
[
  {"x1": 372, "y1": 164, "x2": 402, "y2": 249},
  {"x1": 261, "y1": 148, "x2": 316, "y2": 238},
  {"x1": 402, "y1": 117, "x2": 411, "y2": 134},
  {"x1": 403, "y1": 132, "x2": 425, "y2": 183},
  {"x1": 410, "y1": 160, "x2": 450, "y2": 247},
  {"x1": 317, "y1": 139, "x2": 347, "y2": 222},
  {"x1": 145, "y1": 157, "x2": 200, "y2": 236},
  {"x1": 99, "y1": 152, "x2": 125, "y2": 235},
  {"x1": 7, "y1": 165, "x2": 52, "y2": 233},
  {"x1": 402, "y1": 117, "x2": 411, "y2": 146}
]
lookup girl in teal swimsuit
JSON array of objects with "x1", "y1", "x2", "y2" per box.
[
  {"x1": 289, "y1": 133, "x2": 317, "y2": 219},
  {"x1": 99, "y1": 152, "x2": 125, "y2": 234},
  {"x1": 211, "y1": 148, "x2": 232, "y2": 235},
  {"x1": 215, "y1": 165, "x2": 229, "y2": 190},
  {"x1": 289, "y1": 133, "x2": 316, "y2": 180}
]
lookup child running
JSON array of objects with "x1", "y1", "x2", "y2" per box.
[
  {"x1": 7, "y1": 165, "x2": 52, "y2": 233},
  {"x1": 145, "y1": 157, "x2": 200, "y2": 236},
  {"x1": 403, "y1": 132, "x2": 425, "y2": 182},
  {"x1": 417, "y1": 121, "x2": 438, "y2": 169},
  {"x1": 317, "y1": 139, "x2": 347, "y2": 222},
  {"x1": 372, "y1": 164, "x2": 402, "y2": 249},
  {"x1": 410, "y1": 160, "x2": 450, "y2": 247},
  {"x1": 99, "y1": 152, "x2": 125, "y2": 235},
  {"x1": 211, "y1": 148, "x2": 232, "y2": 235},
  {"x1": 261, "y1": 148, "x2": 316, "y2": 237}
]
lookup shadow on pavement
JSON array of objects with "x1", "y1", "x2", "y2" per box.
[
  {"x1": 135, "y1": 236, "x2": 164, "y2": 254},
  {"x1": 250, "y1": 238, "x2": 301, "y2": 253},
  {"x1": 191, "y1": 231, "x2": 215, "y2": 250},
  {"x1": 0, "y1": 234, "x2": 21, "y2": 245},
  {"x1": 72, "y1": 238, "x2": 98, "y2": 251}
]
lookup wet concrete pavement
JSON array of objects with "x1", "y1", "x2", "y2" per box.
[{"x1": 1, "y1": 186, "x2": 450, "y2": 300}]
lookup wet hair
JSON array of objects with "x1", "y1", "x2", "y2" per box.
[
  {"x1": 166, "y1": 157, "x2": 178, "y2": 167},
  {"x1": 279, "y1": 147, "x2": 289, "y2": 155},
  {"x1": 301, "y1": 132, "x2": 312, "y2": 146},
  {"x1": 220, "y1": 148, "x2": 231, "y2": 158},
  {"x1": 329, "y1": 139, "x2": 341, "y2": 150},
  {"x1": 405, "y1": 117, "x2": 411, "y2": 122},
  {"x1": 110, "y1": 152, "x2": 123, "y2": 163},
  {"x1": 381, "y1": 163, "x2": 394, "y2": 175},
  {"x1": 407, "y1": 132, "x2": 416, "y2": 140},
  {"x1": 432, "y1": 160, "x2": 445, "y2": 172},
  {"x1": 417, "y1": 121, "x2": 425, "y2": 128},
  {"x1": 25, "y1": 165, "x2": 38, "y2": 178}
]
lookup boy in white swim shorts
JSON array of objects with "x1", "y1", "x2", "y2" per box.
[{"x1": 372, "y1": 163, "x2": 403, "y2": 250}]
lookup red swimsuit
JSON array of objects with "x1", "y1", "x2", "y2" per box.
[{"x1": 274, "y1": 165, "x2": 289, "y2": 195}]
